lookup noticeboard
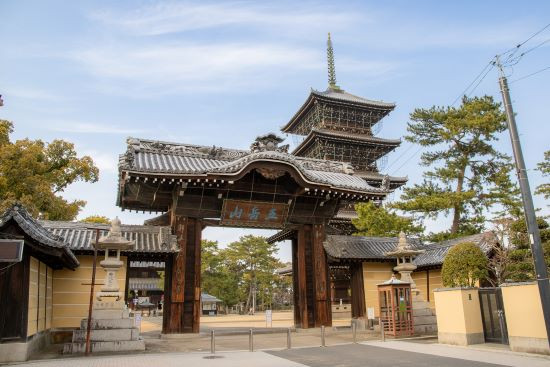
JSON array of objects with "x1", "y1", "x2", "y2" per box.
[
  {"x1": 221, "y1": 200, "x2": 289, "y2": 229},
  {"x1": 0, "y1": 240, "x2": 24, "y2": 262}
]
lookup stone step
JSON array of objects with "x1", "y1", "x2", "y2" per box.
[
  {"x1": 80, "y1": 318, "x2": 135, "y2": 330},
  {"x1": 412, "y1": 308, "x2": 434, "y2": 317},
  {"x1": 412, "y1": 301, "x2": 432, "y2": 309},
  {"x1": 92, "y1": 309, "x2": 130, "y2": 320},
  {"x1": 72, "y1": 328, "x2": 140, "y2": 342},
  {"x1": 414, "y1": 324, "x2": 438, "y2": 334},
  {"x1": 413, "y1": 315, "x2": 437, "y2": 325},
  {"x1": 63, "y1": 339, "x2": 145, "y2": 354}
]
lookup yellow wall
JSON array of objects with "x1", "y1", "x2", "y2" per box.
[
  {"x1": 27, "y1": 257, "x2": 53, "y2": 337},
  {"x1": 411, "y1": 269, "x2": 442, "y2": 309},
  {"x1": 52, "y1": 255, "x2": 127, "y2": 328},
  {"x1": 434, "y1": 288, "x2": 483, "y2": 335},
  {"x1": 501, "y1": 283, "x2": 547, "y2": 339},
  {"x1": 362, "y1": 262, "x2": 394, "y2": 317}
]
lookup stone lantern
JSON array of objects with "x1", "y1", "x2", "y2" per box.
[
  {"x1": 64, "y1": 217, "x2": 145, "y2": 354},
  {"x1": 385, "y1": 232, "x2": 424, "y2": 292},
  {"x1": 96, "y1": 217, "x2": 135, "y2": 303},
  {"x1": 384, "y1": 232, "x2": 438, "y2": 335}
]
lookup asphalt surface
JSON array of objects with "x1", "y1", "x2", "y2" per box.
[{"x1": 268, "y1": 343, "x2": 508, "y2": 367}]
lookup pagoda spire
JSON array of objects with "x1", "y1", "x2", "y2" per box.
[
  {"x1": 327, "y1": 33, "x2": 340, "y2": 90},
  {"x1": 327, "y1": 33, "x2": 336, "y2": 87}
]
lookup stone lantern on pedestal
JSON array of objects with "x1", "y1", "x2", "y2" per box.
[
  {"x1": 64, "y1": 217, "x2": 145, "y2": 354},
  {"x1": 385, "y1": 232, "x2": 424, "y2": 295},
  {"x1": 384, "y1": 232, "x2": 438, "y2": 334},
  {"x1": 95, "y1": 217, "x2": 134, "y2": 306}
]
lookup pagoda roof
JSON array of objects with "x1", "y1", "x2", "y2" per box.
[
  {"x1": 292, "y1": 128, "x2": 401, "y2": 157},
  {"x1": 312, "y1": 88, "x2": 396, "y2": 109},
  {"x1": 281, "y1": 87, "x2": 395, "y2": 134},
  {"x1": 118, "y1": 137, "x2": 393, "y2": 205}
]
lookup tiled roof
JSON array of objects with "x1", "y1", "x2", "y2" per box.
[
  {"x1": 323, "y1": 232, "x2": 497, "y2": 267},
  {"x1": 40, "y1": 220, "x2": 178, "y2": 253},
  {"x1": 413, "y1": 232, "x2": 496, "y2": 267},
  {"x1": 129, "y1": 277, "x2": 163, "y2": 291},
  {"x1": 0, "y1": 205, "x2": 79, "y2": 268},
  {"x1": 120, "y1": 138, "x2": 390, "y2": 195},
  {"x1": 201, "y1": 293, "x2": 222, "y2": 303},
  {"x1": 324, "y1": 235, "x2": 423, "y2": 260},
  {"x1": 312, "y1": 88, "x2": 396, "y2": 109}
]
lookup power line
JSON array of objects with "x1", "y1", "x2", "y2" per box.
[
  {"x1": 510, "y1": 65, "x2": 550, "y2": 84},
  {"x1": 505, "y1": 37, "x2": 550, "y2": 66},
  {"x1": 390, "y1": 23, "x2": 550, "y2": 176},
  {"x1": 451, "y1": 59, "x2": 495, "y2": 106},
  {"x1": 385, "y1": 142, "x2": 415, "y2": 171},
  {"x1": 498, "y1": 22, "x2": 550, "y2": 59}
]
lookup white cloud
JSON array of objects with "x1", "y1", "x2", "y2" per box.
[
  {"x1": 92, "y1": 2, "x2": 360, "y2": 36},
  {"x1": 67, "y1": 41, "x2": 397, "y2": 96},
  {"x1": 4, "y1": 86, "x2": 68, "y2": 102},
  {"x1": 46, "y1": 121, "x2": 149, "y2": 135}
]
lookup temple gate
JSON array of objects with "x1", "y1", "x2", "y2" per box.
[{"x1": 116, "y1": 34, "x2": 405, "y2": 333}]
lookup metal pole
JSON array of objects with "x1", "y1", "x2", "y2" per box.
[
  {"x1": 210, "y1": 330, "x2": 215, "y2": 354},
  {"x1": 85, "y1": 229, "x2": 99, "y2": 356},
  {"x1": 496, "y1": 59, "x2": 550, "y2": 347},
  {"x1": 286, "y1": 328, "x2": 291, "y2": 349},
  {"x1": 321, "y1": 325, "x2": 326, "y2": 347},
  {"x1": 352, "y1": 322, "x2": 357, "y2": 343},
  {"x1": 249, "y1": 329, "x2": 254, "y2": 352}
]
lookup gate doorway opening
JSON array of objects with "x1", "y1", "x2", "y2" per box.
[{"x1": 479, "y1": 288, "x2": 509, "y2": 344}]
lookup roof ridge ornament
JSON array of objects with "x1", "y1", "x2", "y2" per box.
[
  {"x1": 327, "y1": 33, "x2": 341, "y2": 91},
  {"x1": 250, "y1": 133, "x2": 289, "y2": 153}
]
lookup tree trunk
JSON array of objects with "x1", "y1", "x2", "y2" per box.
[{"x1": 451, "y1": 166, "x2": 466, "y2": 234}]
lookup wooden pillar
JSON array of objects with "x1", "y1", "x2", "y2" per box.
[
  {"x1": 350, "y1": 262, "x2": 366, "y2": 319},
  {"x1": 313, "y1": 224, "x2": 331, "y2": 327},
  {"x1": 292, "y1": 224, "x2": 332, "y2": 329},
  {"x1": 162, "y1": 216, "x2": 202, "y2": 334}
]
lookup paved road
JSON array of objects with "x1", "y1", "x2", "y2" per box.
[
  {"x1": 12, "y1": 341, "x2": 550, "y2": 367},
  {"x1": 269, "y1": 344, "x2": 508, "y2": 367}
]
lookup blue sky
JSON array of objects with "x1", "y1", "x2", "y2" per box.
[{"x1": 1, "y1": 1, "x2": 549, "y2": 262}]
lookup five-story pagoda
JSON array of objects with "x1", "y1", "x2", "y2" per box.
[{"x1": 282, "y1": 34, "x2": 406, "y2": 191}]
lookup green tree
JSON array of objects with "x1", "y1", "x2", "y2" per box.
[
  {"x1": 442, "y1": 242, "x2": 488, "y2": 287},
  {"x1": 536, "y1": 150, "x2": 550, "y2": 201},
  {"x1": 352, "y1": 202, "x2": 423, "y2": 237},
  {"x1": 506, "y1": 217, "x2": 550, "y2": 281},
  {"x1": 0, "y1": 120, "x2": 99, "y2": 219},
  {"x1": 80, "y1": 215, "x2": 111, "y2": 224},
  {"x1": 201, "y1": 240, "x2": 240, "y2": 309},
  {"x1": 392, "y1": 96, "x2": 518, "y2": 237},
  {"x1": 225, "y1": 235, "x2": 280, "y2": 313}
]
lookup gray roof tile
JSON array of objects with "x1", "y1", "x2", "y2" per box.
[
  {"x1": 40, "y1": 220, "x2": 178, "y2": 253},
  {"x1": 324, "y1": 232, "x2": 497, "y2": 267}
]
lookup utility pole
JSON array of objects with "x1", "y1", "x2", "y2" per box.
[{"x1": 496, "y1": 56, "x2": 550, "y2": 346}]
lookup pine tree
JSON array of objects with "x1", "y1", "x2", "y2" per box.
[
  {"x1": 536, "y1": 150, "x2": 550, "y2": 201},
  {"x1": 392, "y1": 96, "x2": 518, "y2": 237}
]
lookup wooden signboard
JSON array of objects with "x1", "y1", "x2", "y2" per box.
[{"x1": 221, "y1": 200, "x2": 289, "y2": 228}]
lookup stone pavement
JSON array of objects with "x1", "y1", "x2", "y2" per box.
[
  {"x1": 11, "y1": 342, "x2": 550, "y2": 367},
  {"x1": 5, "y1": 351, "x2": 304, "y2": 367}
]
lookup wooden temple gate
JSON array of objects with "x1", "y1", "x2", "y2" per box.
[{"x1": 117, "y1": 135, "x2": 398, "y2": 334}]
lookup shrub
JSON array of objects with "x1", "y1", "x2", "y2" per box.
[{"x1": 442, "y1": 242, "x2": 488, "y2": 287}]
